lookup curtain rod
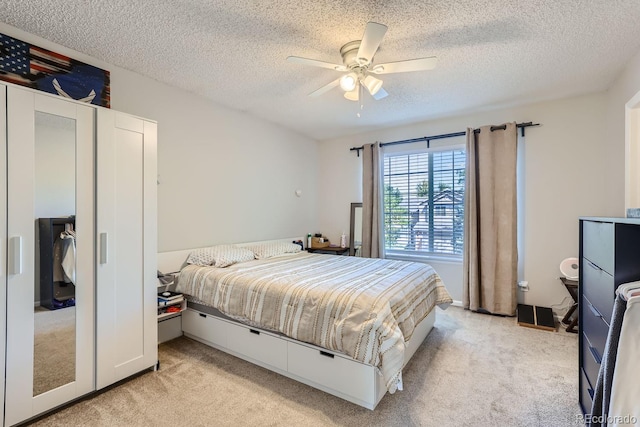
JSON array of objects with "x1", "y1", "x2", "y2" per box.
[{"x1": 349, "y1": 122, "x2": 540, "y2": 156}]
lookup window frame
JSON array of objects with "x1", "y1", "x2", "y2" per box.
[{"x1": 382, "y1": 141, "x2": 466, "y2": 262}]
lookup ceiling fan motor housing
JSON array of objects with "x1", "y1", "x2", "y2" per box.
[{"x1": 340, "y1": 40, "x2": 368, "y2": 68}]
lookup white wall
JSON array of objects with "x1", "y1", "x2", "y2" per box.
[
  {"x1": 317, "y1": 92, "x2": 618, "y2": 312},
  {"x1": 606, "y1": 48, "x2": 640, "y2": 211},
  {"x1": 111, "y1": 70, "x2": 318, "y2": 251},
  {"x1": 0, "y1": 23, "x2": 318, "y2": 252}
]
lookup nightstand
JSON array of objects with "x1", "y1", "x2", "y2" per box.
[
  {"x1": 158, "y1": 291, "x2": 186, "y2": 344},
  {"x1": 307, "y1": 246, "x2": 350, "y2": 256}
]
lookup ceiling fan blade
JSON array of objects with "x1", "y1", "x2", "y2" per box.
[
  {"x1": 308, "y1": 78, "x2": 341, "y2": 97},
  {"x1": 356, "y1": 22, "x2": 388, "y2": 65},
  {"x1": 370, "y1": 57, "x2": 438, "y2": 74},
  {"x1": 372, "y1": 87, "x2": 388, "y2": 100},
  {"x1": 287, "y1": 56, "x2": 348, "y2": 71}
]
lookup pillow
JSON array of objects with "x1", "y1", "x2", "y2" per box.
[
  {"x1": 186, "y1": 247, "x2": 216, "y2": 266},
  {"x1": 186, "y1": 245, "x2": 255, "y2": 267},
  {"x1": 211, "y1": 245, "x2": 255, "y2": 267},
  {"x1": 245, "y1": 241, "x2": 302, "y2": 259}
]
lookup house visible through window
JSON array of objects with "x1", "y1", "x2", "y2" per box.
[{"x1": 383, "y1": 147, "x2": 465, "y2": 258}]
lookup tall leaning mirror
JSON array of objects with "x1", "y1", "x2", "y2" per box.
[
  {"x1": 350, "y1": 203, "x2": 363, "y2": 256},
  {"x1": 33, "y1": 111, "x2": 77, "y2": 396}
]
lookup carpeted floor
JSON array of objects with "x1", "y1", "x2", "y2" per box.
[
  {"x1": 31, "y1": 306, "x2": 580, "y2": 426},
  {"x1": 33, "y1": 305, "x2": 76, "y2": 396}
]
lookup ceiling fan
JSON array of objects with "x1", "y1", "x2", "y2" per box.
[{"x1": 287, "y1": 22, "x2": 437, "y2": 102}]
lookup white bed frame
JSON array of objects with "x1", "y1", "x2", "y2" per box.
[{"x1": 158, "y1": 238, "x2": 436, "y2": 410}]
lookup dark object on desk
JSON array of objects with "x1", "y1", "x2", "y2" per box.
[
  {"x1": 517, "y1": 304, "x2": 556, "y2": 331},
  {"x1": 559, "y1": 277, "x2": 578, "y2": 333},
  {"x1": 307, "y1": 246, "x2": 350, "y2": 256}
]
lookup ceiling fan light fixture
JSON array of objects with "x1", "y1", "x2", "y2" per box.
[
  {"x1": 363, "y1": 75, "x2": 383, "y2": 95},
  {"x1": 289, "y1": 21, "x2": 438, "y2": 103},
  {"x1": 340, "y1": 73, "x2": 357, "y2": 91},
  {"x1": 344, "y1": 86, "x2": 359, "y2": 101}
]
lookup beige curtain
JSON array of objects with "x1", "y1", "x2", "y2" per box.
[
  {"x1": 463, "y1": 123, "x2": 518, "y2": 316},
  {"x1": 362, "y1": 142, "x2": 383, "y2": 258}
]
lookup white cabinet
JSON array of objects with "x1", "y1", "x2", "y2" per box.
[
  {"x1": 96, "y1": 110, "x2": 157, "y2": 389},
  {"x1": 5, "y1": 87, "x2": 96, "y2": 426},
  {"x1": 0, "y1": 82, "x2": 157, "y2": 426},
  {"x1": 0, "y1": 84, "x2": 7, "y2": 427}
]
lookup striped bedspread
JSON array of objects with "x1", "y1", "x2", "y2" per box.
[{"x1": 176, "y1": 252, "x2": 452, "y2": 393}]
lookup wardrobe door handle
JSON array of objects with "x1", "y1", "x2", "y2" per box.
[
  {"x1": 99, "y1": 232, "x2": 108, "y2": 264},
  {"x1": 8, "y1": 236, "x2": 22, "y2": 275}
]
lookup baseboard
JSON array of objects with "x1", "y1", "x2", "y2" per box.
[{"x1": 452, "y1": 301, "x2": 568, "y2": 327}]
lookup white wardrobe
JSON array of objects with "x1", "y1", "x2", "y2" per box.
[{"x1": 0, "y1": 82, "x2": 157, "y2": 426}]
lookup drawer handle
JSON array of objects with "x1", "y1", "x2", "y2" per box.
[
  {"x1": 250, "y1": 329, "x2": 260, "y2": 335},
  {"x1": 588, "y1": 303, "x2": 602, "y2": 319},
  {"x1": 589, "y1": 345, "x2": 602, "y2": 364},
  {"x1": 586, "y1": 260, "x2": 601, "y2": 271},
  {"x1": 199, "y1": 313, "x2": 206, "y2": 318},
  {"x1": 319, "y1": 350, "x2": 334, "y2": 359}
]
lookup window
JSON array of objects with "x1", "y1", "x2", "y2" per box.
[
  {"x1": 383, "y1": 147, "x2": 465, "y2": 258},
  {"x1": 434, "y1": 205, "x2": 448, "y2": 216}
]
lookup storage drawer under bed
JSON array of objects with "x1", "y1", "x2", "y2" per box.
[
  {"x1": 179, "y1": 305, "x2": 435, "y2": 410},
  {"x1": 287, "y1": 341, "x2": 379, "y2": 404},
  {"x1": 226, "y1": 322, "x2": 288, "y2": 372},
  {"x1": 182, "y1": 308, "x2": 228, "y2": 348}
]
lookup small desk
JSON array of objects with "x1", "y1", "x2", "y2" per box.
[{"x1": 307, "y1": 246, "x2": 350, "y2": 256}]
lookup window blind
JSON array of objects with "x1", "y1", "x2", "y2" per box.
[{"x1": 383, "y1": 148, "x2": 465, "y2": 257}]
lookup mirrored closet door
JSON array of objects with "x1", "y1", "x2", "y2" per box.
[{"x1": 5, "y1": 86, "x2": 95, "y2": 426}]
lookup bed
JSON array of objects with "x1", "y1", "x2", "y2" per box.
[{"x1": 158, "y1": 238, "x2": 452, "y2": 409}]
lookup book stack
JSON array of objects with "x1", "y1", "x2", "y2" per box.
[
  {"x1": 158, "y1": 291, "x2": 183, "y2": 305},
  {"x1": 157, "y1": 291, "x2": 184, "y2": 317}
]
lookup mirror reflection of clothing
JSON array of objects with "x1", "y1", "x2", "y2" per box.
[{"x1": 53, "y1": 229, "x2": 76, "y2": 284}]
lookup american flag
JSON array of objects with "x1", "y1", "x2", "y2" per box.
[{"x1": 0, "y1": 34, "x2": 71, "y2": 86}]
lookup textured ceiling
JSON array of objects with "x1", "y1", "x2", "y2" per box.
[{"x1": 2, "y1": 1, "x2": 640, "y2": 140}]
